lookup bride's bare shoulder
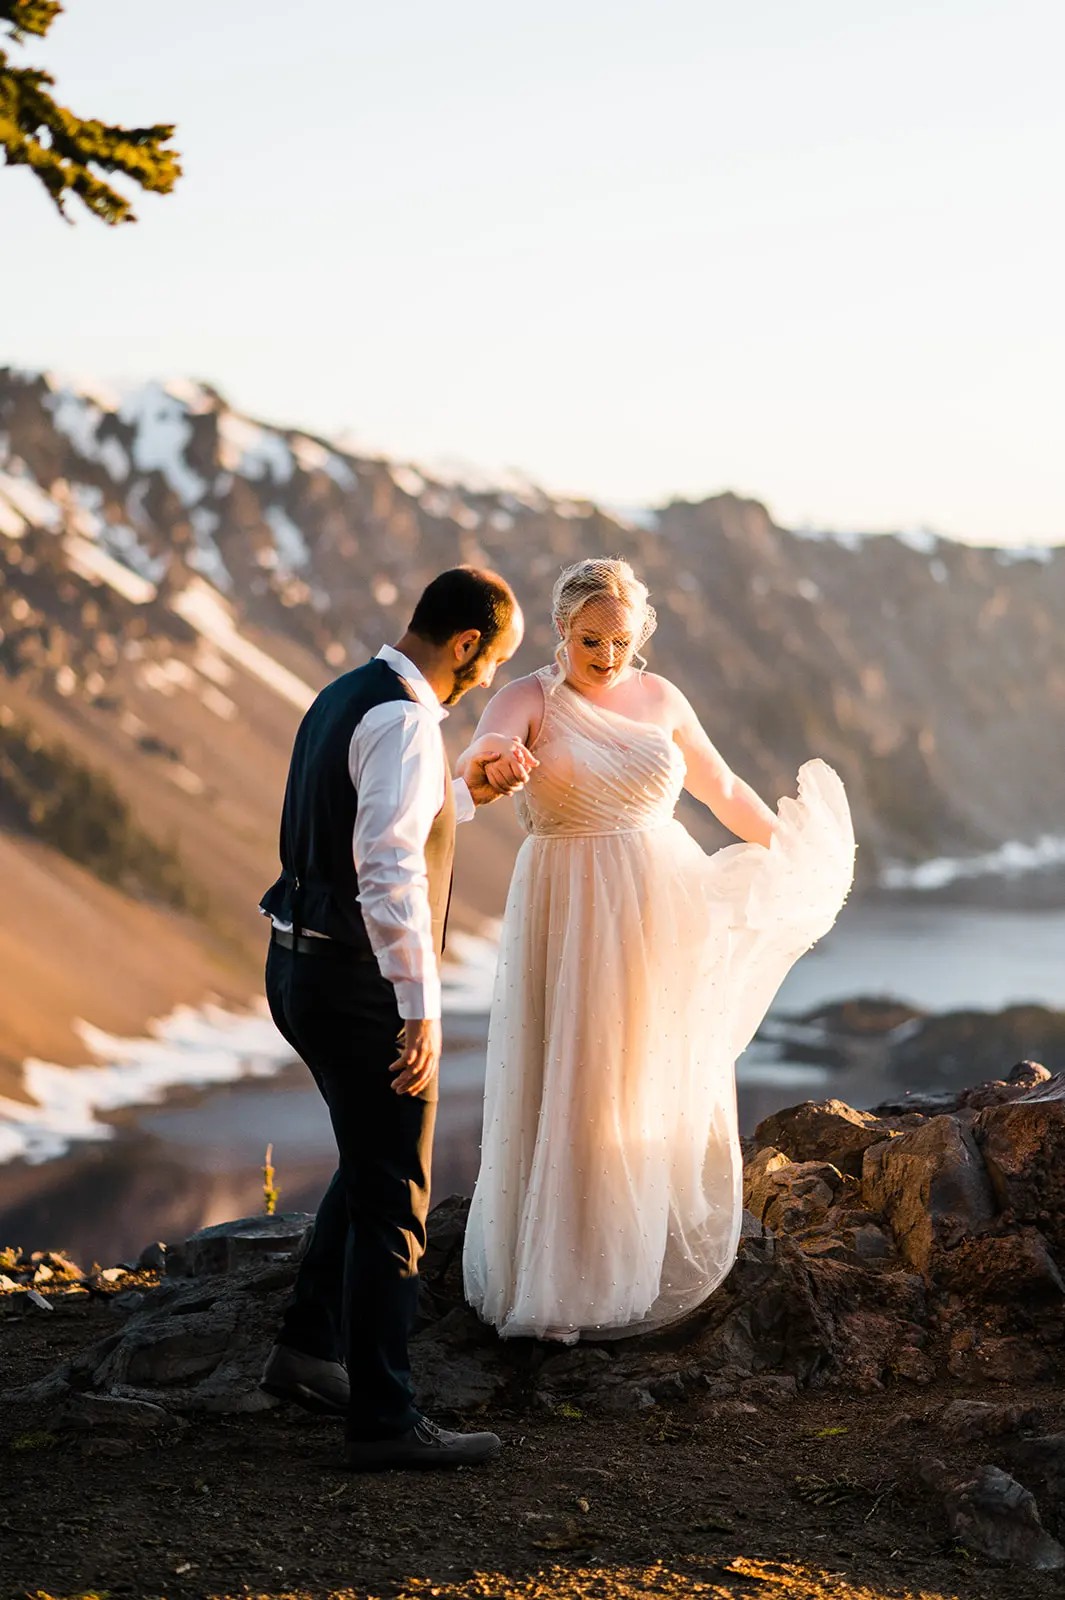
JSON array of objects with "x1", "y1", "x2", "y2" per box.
[
  {"x1": 639, "y1": 672, "x2": 696, "y2": 731},
  {"x1": 640, "y1": 671, "x2": 685, "y2": 709},
  {"x1": 493, "y1": 671, "x2": 548, "y2": 706},
  {"x1": 479, "y1": 671, "x2": 548, "y2": 742}
]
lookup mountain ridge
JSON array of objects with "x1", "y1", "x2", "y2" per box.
[{"x1": 1, "y1": 364, "x2": 1063, "y2": 1082}]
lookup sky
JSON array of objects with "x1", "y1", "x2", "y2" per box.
[{"x1": 3, "y1": 0, "x2": 1063, "y2": 543}]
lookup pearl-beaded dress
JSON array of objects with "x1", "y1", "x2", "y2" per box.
[{"x1": 462, "y1": 667, "x2": 855, "y2": 1340}]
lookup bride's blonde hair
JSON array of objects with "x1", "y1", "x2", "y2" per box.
[{"x1": 550, "y1": 557, "x2": 657, "y2": 681}]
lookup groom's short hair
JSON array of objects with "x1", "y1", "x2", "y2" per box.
[{"x1": 408, "y1": 566, "x2": 517, "y2": 648}]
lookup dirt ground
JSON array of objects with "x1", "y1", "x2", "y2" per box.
[{"x1": 1, "y1": 1287, "x2": 1061, "y2": 1600}]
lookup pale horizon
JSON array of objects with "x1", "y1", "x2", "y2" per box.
[{"x1": 4, "y1": 0, "x2": 1063, "y2": 545}]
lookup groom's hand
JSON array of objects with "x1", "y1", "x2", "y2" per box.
[
  {"x1": 462, "y1": 735, "x2": 538, "y2": 807},
  {"x1": 390, "y1": 1018, "x2": 442, "y2": 1096}
]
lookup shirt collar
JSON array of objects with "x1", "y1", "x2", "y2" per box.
[{"x1": 375, "y1": 644, "x2": 447, "y2": 723}]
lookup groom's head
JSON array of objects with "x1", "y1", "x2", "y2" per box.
[{"x1": 401, "y1": 567, "x2": 524, "y2": 705}]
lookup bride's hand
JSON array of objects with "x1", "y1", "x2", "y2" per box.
[{"x1": 458, "y1": 734, "x2": 538, "y2": 806}]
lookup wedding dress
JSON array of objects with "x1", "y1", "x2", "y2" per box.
[{"x1": 462, "y1": 667, "x2": 855, "y2": 1341}]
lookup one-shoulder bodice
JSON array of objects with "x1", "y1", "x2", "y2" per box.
[{"x1": 515, "y1": 667, "x2": 686, "y2": 838}]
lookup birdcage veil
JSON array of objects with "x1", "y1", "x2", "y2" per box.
[{"x1": 549, "y1": 558, "x2": 657, "y2": 686}]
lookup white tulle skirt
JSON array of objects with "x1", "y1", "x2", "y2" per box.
[{"x1": 463, "y1": 760, "x2": 854, "y2": 1341}]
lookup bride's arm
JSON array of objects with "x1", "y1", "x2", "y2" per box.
[
  {"x1": 455, "y1": 676, "x2": 544, "y2": 795},
  {"x1": 664, "y1": 680, "x2": 777, "y2": 847}
]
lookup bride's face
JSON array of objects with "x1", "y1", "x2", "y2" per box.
[{"x1": 562, "y1": 596, "x2": 640, "y2": 691}]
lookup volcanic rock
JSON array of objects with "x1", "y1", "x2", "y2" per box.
[
  {"x1": 754, "y1": 1099, "x2": 896, "y2": 1178},
  {"x1": 861, "y1": 1114, "x2": 996, "y2": 1275}
]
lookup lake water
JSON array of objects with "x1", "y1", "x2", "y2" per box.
[{"x1": 1, "y1": 896, "x2": 1063, "y2": 1267}]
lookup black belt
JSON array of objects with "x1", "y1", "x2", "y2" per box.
[{"x1": 270, "y1": 927, "x2": 376, "y2": 961}]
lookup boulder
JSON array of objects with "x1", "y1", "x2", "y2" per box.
[
  {"x1": 743, "y1": 1149, "x2": 848, "y2": 1234},
  {"x1": 754, "y1": 1099, "x2": 896, "y2": 1178},
  {"x1": 21, "y1": 1250, "x2": 303, "y2": 1414},
  {"x1": 1008, "y1": 1060, "x2": 1055, "y2": 1090},
  {"x1": 95, "y1": 1297, "x2": 240, "y2": 1389},
  {"x1": 922, "y1": 1460, "x2": 1065, "y2": 1571},
  {"x1": 995, "y1": 1437, "x2": 1065, "y2": 1538},
  {"x1": 861, "y1": 1114, "x2": 997, "y2": 1275},
  {"x1": 168, "y1": 1213, "x2": 314, "y2": 1278},
  {"x1": 938, "y1": 1400, "x2": 1040, "y2": 1442},
  {"x1": 48, "y1": 1392, "x2": 186, "y2": 1435},
  {"x1": 975, "y1": 1077, "x2": 1065, "y2": 1258}
]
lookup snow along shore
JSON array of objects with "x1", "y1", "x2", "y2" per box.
[{"x1": 0, "y1": 931, "x2": 503, "y2": 1167}]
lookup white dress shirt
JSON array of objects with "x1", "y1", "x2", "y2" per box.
[{"x1": 271, "y1": 645, "x2": 475, "y2": 1021}]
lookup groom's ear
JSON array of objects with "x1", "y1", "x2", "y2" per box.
[{"x1": 451, "y1": 629, "x2": 482, "y2": 662}]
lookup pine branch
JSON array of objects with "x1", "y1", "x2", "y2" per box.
[
  {"x1": 0, "y1": 3, "x2": 181, "y2": 224},
  {"x1": 1, "y1": 2, "x2": 63, "y2": 43}
]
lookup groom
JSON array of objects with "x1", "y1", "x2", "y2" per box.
[{"x1": 258, "y1": 567, "x2": 530, "y2": 1469}]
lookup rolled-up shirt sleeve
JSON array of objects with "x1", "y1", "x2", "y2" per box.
[{"x1": 350, "y1": 702, "x2": 446, "y2": 1021}]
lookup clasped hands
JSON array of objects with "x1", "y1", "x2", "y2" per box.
[{"x1": 458, "y1": 733, "x2": 538, "y2": 806}]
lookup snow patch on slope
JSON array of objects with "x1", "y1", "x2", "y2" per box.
[
  {"x1": 218, "y1": 412, "x2": 293, "y2": 483},
  {"x1": 264, "y1": 505, "x2": 310, "y2": 572},
  {"x1": 0, "y1": 469, "x2": 62, "y2": 531},
  {"x1": 119, "y1": 383, "x2": 205, "y2": 506},
  {"x1": 62, "y1": 535, "x2": 157, "y2": 604},
  {"x1": 291, "y1": 434, "x2": 358, "y2": 489},
  {"x1": 171, "y1": 578, "x2": 315, "y2": 711}
]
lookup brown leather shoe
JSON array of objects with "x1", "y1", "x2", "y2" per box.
[
  {"x1": 344, "y1": 1415, "x2": 502, "y2": 1470},
  {"x1": 260, "y1": 1344, "x2": 348, "y2": 1416}
]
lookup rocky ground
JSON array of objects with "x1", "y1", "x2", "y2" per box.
[{"x1": 4, "y1": 1062, "x2": 1065, "y2": 1599}]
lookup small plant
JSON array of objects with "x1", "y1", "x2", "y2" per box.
[{"x1": 262, "y1": 1143, "x2": 279, "y2": 1216}]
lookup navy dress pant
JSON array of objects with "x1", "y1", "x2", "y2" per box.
[{"x1": 265, "y1": 938, "x2": 436, "y2": 1441}]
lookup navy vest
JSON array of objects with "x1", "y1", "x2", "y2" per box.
[{"x1": 260, "y1": 658, "x2": 456, "y2": 962}]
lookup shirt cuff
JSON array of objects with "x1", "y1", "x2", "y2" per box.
[
  {"x1": 393, "y1": 974, "x2": 442, "y2": 1022},
  {"x1": 453, "y1": 777, "x2": 475, "y2": 824}
]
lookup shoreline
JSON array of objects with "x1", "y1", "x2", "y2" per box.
[
  {"x1": 4, "y1": 891, "x2": 1065, "y2": 1180},
  {"x1": 0, "y1": 1001, "x2": 295, "y2": 1166},
  {"x1": 0, "y1": 927, "x2": 502, "y2": 1170}
]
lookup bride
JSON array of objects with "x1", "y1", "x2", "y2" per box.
[{"x1": 458, "y1": 557, "x2": 855, "y2": 1342}]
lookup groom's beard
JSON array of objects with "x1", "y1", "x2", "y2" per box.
[{"x1": 444, "y1": 648, "x2": 490, "y2": 706}]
